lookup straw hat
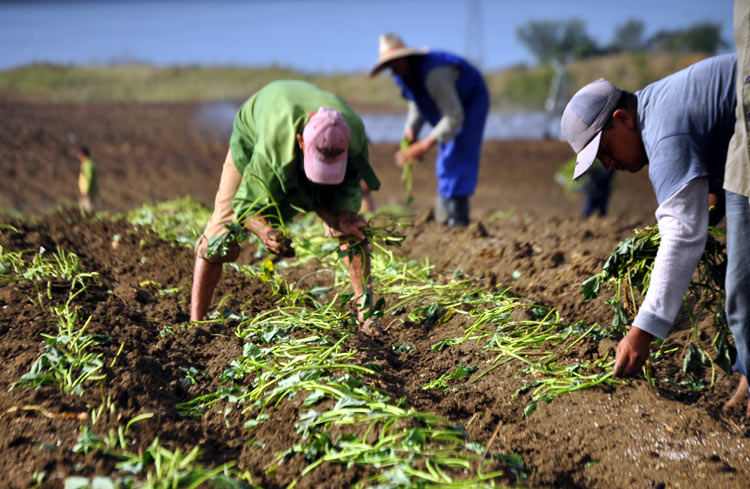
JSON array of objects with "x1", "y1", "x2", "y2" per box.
[{"x1": 369, "y1": 33, "x2": 429, "y2": 77}]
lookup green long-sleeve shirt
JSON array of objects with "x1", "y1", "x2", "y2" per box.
[{"x1": 229, "y1": 80, "x2": 380, "y2": 225}]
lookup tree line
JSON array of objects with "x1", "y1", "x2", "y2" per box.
[{"x1": 517, "y1": 18, "x2": 727, "y2": 65}]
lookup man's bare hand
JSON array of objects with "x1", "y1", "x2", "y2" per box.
[
  {"x1": 259, "y1": 227, "x2": 295, "y2": 257},
  {"x1": 613, "y1": 327, "x2": 654, "y2": 377},
  {"x1": 338, "y1": 211, "x2": 367, "y2": 240},
  {"x1": 395, "y1": 140, "x2": 427, "y2": 167},
  {"x1": 357, "y1": 307, "x2": 383, "y2": 337}
]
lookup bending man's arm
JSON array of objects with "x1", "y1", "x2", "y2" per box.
[
  {"x1": 397, "y1": 65, "x2": 463, "y2": 165},
  {"x1": 614, "y1": 177, "x2": 709, "y2": 377},
  {"x1": 404, "y1": 102, "x2": 424, "y2": 143},
  {"x1": 425, "y1": 65, "x2": 464, "y2": 143}
]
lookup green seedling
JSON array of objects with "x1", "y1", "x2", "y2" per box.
[
  {"x1": 126, "y1": 196, "x2": 212, "y2": 248},
  {"x1": 422, "y1": 365, "x2": 478, "y2": 391},
  {"x1": 400, "y1": 136, "x2": 417, "y2": 205},
  {"x1": 139, "y1": 280, "x2": 181, "y2": 296},
  {"x1": 127, "y1": 197, "x2": 630, "y2": 484},
  {"x1": 15, "y1": 303, "x2": 105, "y2": 395},
  {"x1": 67, "y1": 435, "x2": 254, "y2": 489}
]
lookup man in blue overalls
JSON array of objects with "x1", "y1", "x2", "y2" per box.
[{"x1": 371, "y1": 33, "x2": 490, "y2": 226}]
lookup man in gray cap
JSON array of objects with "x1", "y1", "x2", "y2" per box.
[{"x1": 561, "y1": 53, "x2": 750, "y2": 414}]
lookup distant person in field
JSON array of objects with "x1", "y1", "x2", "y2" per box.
[
  {"x1": 581, "y1": 161, "x2": 614, "y2": 218},
  {"x1": 190, "y1": 80, "x2": 383, "y2": 336},
  {"x1": 561, "y1": 52, "x2": 750, "y2": 416},
  {"x1": 77, "y1": 146, "x2": 99, "y2": 212},
  {"x1": 370, "y1": 33, "x2": 489, "y2": 227}
]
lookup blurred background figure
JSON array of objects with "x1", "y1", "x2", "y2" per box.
[
  {"x1": 370, "y1": 33, "x2": 489, "y2": 227},
  {"x1": 581, "y1": 161, "x2": 615, "y2": 218},
  {"x1": 554, "y1": 157, "x2": 614, "y2": 218},
  {"x1": 77, "y1": 145, "x2": 99, "y2": 211}
]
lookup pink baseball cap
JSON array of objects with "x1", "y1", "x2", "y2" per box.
[{"x1": 302, "y1": 107, "x2": 350, "y2": 185}]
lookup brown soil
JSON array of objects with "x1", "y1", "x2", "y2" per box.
[{"x1": 1, "y1": 100, "x2": 748, "y2": 488}]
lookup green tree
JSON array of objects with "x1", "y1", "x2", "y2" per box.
[
  {"x1": 647, "y1": 22, "x2": 728, "y2": 54},
  {"x1": 517, "y1": 19, "x2": 599, "y2": 65},
  {"x1": 612, "y1": 18, "x2": 645, "y2": 52}
]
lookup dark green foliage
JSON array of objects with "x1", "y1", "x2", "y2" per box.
[{"x1": 582, "y1": 225, "x2": 731, "y2": 379}]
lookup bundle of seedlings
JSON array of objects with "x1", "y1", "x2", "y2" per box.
[{"x1": 582, "y1": 225, "x2": 731, "y2": 385}]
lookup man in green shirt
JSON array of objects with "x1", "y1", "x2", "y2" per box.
[
  {"x1": 191, "y1": 80, "x2": 382, "y2": 336},
  {"x1": 77, "y1": 146, "x2": 99, "y2": 211}
]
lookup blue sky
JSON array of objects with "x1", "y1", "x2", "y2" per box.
[{"x1": 0, "y1": 0, "x2": 735, "y2": 73}]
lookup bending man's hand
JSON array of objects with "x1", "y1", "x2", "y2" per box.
[
  {"x1": 258, "y1": 227, "x2": 295, "y2": 257},
  {"x1": 246, "y1": 215, "x2": 294, "y2": 257},
  {"x1": 613, "y1": 326, "x2": 654, "y2": 378},
  {"x1": 338, "y1": 211, "x2": 367, "y2": 240},
  {"x1": 395, "y1": 139, "x2": 428, "y2": 167}
]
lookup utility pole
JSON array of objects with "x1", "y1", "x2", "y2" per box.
[
  {"x1": 545, "y1": 59, "x2": 567, "y2": 115},
  {"x1": 464, "y1": 0, "x2": 485, "y2": 70},
  {"x1": 544, "y1": 59, "x2": 568, "y2": 139}
]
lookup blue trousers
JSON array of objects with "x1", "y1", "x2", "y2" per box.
[
  {"x1": 726, "y1": 191, "x2": 750, "y2": 392},
  {"x1": 582, "y1": 168, "x2": 615, "y2": 217},
  {"x1": 435, "y1": 85, "x2": 489, "y2": 199}
]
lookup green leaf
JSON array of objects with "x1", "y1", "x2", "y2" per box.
[
  {"x1": 302, "y1": 390, "x2": 326, "y2": 408},
  {"x1": 390, "y1": 305, "x2": 407, "y2": 316},
  {"x1": 262, "y1": 326, "x2": 286, "y2": 343},
  {"x1": 308, "y1": 286, "x2": 332, "y2": 299},
  {"x1": 682, "y1": 343, "x2": 705, "y2": 377},
  {"x1": 276, "y1": 373, "x2": 302, "y2": 391},
  {"x1": 294, "y1": 410, "x2": 321, "y2": 437},
  {"x1": 581, "y1": 275, "x2": 601, "y2": 300},
  {"x1": 392, "y1": 342, "x2": 412, "y2": 353},
  {"x1": 611, "y1": 302, "x2": 630, "y2": 329},
  {"x1": 530, "y1": 305, "x2": 549, "y2": 318},
  {"x1": 523, "y1": 401, "x2": 538, "y2": 418},
  {"x1": 713, "y1": 334, "x2": 733, "y2": 374},
  {"x1": 492, "y1": 452, "x2": 531, "y2": 480},
  {"x1": 383, "y1": 465, "x2": 412, "y2": 486},
  {"x1": 513, "y1": 380, "x2": 541, "y2": 397},
  {"x1": 584, "y1": 459, "x2": 600, "y2": 468},
  {"x1": 448, "y1": 365, "x2": 478, "y2": 381},
  {"x1": 430, "y1": 337, "x2": 462, "y2": 351},
  {"x1": 404, "y1": 428, "x2": 426, "y2": 451},
  {"x1": 243, "y1": 413, "x2": 269, "y2": 430},
  {"x1": 333, "y1": 396, "x2": 366, "y2": 409},
  {"x1": 242, "y1": 342, "x2": 262, "y2": 359}
]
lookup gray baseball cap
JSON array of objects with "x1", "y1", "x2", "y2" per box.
[{"x1": 560, "y1": 78, "x2": 622, "y2": 180}]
